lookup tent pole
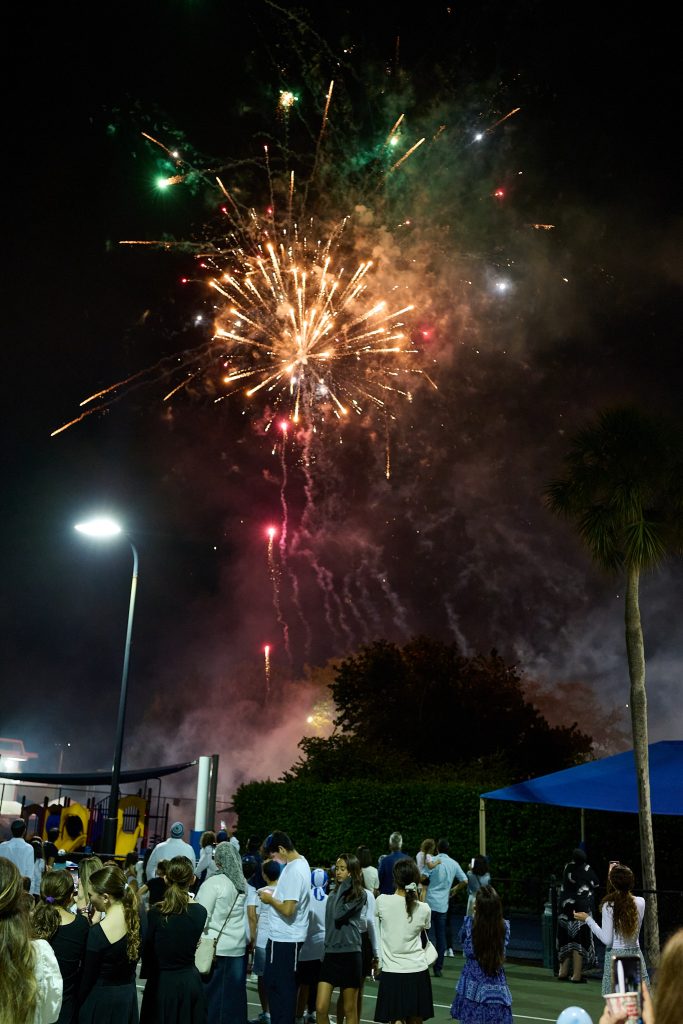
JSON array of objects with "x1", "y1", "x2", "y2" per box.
[
  {"x1": 581, "y1": 807, "x2": 585, "y2": 844},
  {"x1": 479, "y1": 797, "x2": 486, "y2": 855}
]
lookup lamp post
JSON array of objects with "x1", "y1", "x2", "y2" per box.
[{"x1": 75, "y1": 516, "x2": 139, "y2": 858}]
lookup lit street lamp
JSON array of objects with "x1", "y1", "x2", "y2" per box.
[{"x1": 75, "y1": 516, "x2": 139, "y2": 858}]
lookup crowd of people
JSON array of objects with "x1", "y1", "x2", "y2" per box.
[{"x1": 0, "y1": 817, "x2": 680, "y2": 1024}]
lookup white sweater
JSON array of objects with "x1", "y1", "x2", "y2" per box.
[
  {"x1": 586, "y1": 896, "x2": 645, "y2": 949},
  {"x1": 375, "y1": 894, "x2": 431, "y2": 973}
]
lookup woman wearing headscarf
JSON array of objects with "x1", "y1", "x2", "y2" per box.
[
  {"x1": 556, "y1": 848, "x2": 600, "y2": 983},
  {"x1": 195, "y1": 841, "x2": 248, "y2": 1024}
]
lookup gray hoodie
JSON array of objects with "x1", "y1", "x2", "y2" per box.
[{"x1": 323, "y1": 877, "x2": 366, "y2": 953}]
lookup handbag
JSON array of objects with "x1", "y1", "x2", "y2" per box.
[
  {"x1": 195, "y1": 888, "x2": 240, "y2": 975},
  {"x1": 421, "y1": 929, "x2": 438, "y2": 966}
]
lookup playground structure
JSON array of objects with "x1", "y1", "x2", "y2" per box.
[
  {"x1": 0, "y1": 753, "x2": 220, "y2": 860},
  {"x1": 23, "y1": 791, "x2": 150, "y2": 858}
]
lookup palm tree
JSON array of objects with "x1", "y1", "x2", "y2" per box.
[{"x1": 545, "y1": 406, "x2": 682, "y2": 965}]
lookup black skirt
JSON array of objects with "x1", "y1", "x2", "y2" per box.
[
  {"x1": 319, "y1": 951, "x2": 363, "y2": 990},
  {"x1": 374, "y1": 969, "x2": 434, "y2": 1023},
  {"x1": 78, "y1": 981, "x2": 139, "y2": 1024},
  {"x1": 140, "y1": 967, "x2": 207, "y2": 1023},
  {"x1": 360, "y1": 932, "x2": 374, "y2": 978}
]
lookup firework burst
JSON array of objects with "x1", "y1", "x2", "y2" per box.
[{"x1": 206, "y1": 210, "x2": 422, "y2": 427}]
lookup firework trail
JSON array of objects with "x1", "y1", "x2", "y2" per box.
[
  {"x1": 277, "y1": 422, "x2": 289, "y2": 557},
  {"x1": 263, "y1": 644, "x2": 271, "y2": 696},
  {"x1": 375, "y1": 570, "x2": 410, "y2": 637},
  {"x1": 274, "y1": 421, "x2": 314, "y2": 660},
  {"x1": 342, "y1": 573, "x2": 372, "y2": 641},
  {"x1": 266, "y1": 526, "x2": 291, "y2": 664}
]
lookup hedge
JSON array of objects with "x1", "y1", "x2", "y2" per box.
[{"x1": 233, "y1": 779, "x2": 682, "y2": 907}]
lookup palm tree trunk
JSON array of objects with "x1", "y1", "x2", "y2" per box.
[{"x1": 625, "y1": 564, "x2": 660, "y2": 964}]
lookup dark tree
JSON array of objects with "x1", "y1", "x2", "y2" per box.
[{"x1": 285, "y1": 636, "x2": 592, "y2": 784}]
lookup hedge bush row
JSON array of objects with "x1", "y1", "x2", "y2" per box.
[{"x1": 233, "y1": 779, "x2": 681, "y2": 907}]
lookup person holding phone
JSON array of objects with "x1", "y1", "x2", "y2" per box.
[
  {"x1": 574, "y1": 863, "x2": 649, "y2": 995},
  {"x1": 598, "y1": 928, "x2": 683, "y2": 1023}
]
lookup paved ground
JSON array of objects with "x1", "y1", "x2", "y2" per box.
[{"x1": 135, "y1": 958, "x2": 607, "y2": 1023}]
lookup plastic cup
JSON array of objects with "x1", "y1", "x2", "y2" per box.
[{"x1": 604, "y1": 991, "x2": 640, "y2": 1021}]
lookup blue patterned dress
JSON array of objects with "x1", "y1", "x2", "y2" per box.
[{"x1": 450, "y1": 917, "x2": 512, "y2": 1024}]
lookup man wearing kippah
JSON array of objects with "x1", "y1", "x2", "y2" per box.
[{"x1": 145, "y1": 820, "x2": 196, "y2": 880}]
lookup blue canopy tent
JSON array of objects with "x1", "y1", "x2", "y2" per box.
[{"x1": 478, "y1": 740, "x2": 683, "y2": 851}]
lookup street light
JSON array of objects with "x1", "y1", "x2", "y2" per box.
[{"x1": 75, "y1": 515, "x2": 139, "y2": 858}]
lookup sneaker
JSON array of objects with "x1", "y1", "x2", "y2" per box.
[
  {"x1": 445, "y1": 948, "x2": 454, "y2": 957},
  {"x1": 306, "y1": 1015, "x2": 317, "y2": 1023}
]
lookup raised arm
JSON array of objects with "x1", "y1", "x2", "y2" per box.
[{"x1": 576, "y1": 902, "x2": 613, "y2": 946}]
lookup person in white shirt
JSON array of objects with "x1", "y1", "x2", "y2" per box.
[
  {"x1": 258, "y1": 831, "x2": 311, "y2": 1024},
  {"x1": 248, "y1": 859, "x2": 282, "y2": 1024},
  {"x1": 375, "y1": 857, "x2": 433, "y2": 1024},
  {"x1": 145, "y1": 822, "x2": 196, "y2": 881},
  {"x1": 296, "y1": 868, "x2": 329, "y2": 1024},
  {"x1": 195, "y1": 830, "x2": 218, "y2": 890},
  {"x1": 0, "y1": 855, "x2": 63, "y2": 1024},
  {"x1": 574, "y1": 863, "x2": 650, "y2": 995},
  {"x1": 356, "y1": 847, "x2": 379, "y2": 897},
  {"x1": 0, "y1": 819, "x2": 35, "y2": 884}
]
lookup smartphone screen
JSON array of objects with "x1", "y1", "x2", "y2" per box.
[{"x1": 611, "y1": 954, "x2": 642, "y2": 997}]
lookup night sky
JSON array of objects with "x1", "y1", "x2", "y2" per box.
[{"x1": 4, "y1": 1, "x2": 681, "y2": 802}]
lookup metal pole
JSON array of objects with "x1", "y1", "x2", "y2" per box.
[
  {"x1": 194, "y1": 756, "x2": 211, "y2": 833},
  {"x1": 479, "y1": 797, "x2": 486, "y2": 856},
  {"x1": 101, "y1": 540, "x2": 139, "y2": 859},
  {"x1": 207, "y1": 754, "x2": 219, "y2": 831}
]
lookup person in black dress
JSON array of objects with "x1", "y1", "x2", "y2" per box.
[
  {"x1": 32, "y1": 868, "x2": 89, "y2": 1024},
  {"x1": 140, "y1": 855, "x2": 208, "y2": 1023},
  {"x1": 556, "y1": 848, "x2": 600, "y2": 983},
  {"x1": 78, "y1": 864, "x2": 140, "y2": 1023}
]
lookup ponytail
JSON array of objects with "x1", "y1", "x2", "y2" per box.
[
  {"x1": 32, "y1": 870, "x2": 74, "y2": 942},
  {"x1": 392, "y1": 857, "x2": 421, "y2": 920},
  {"x1": 121, "y1": 886, "x2": 140, "y2": 961},
  {"x1": 89, "y1": 866, "x2": 140, "y2": 962},
  {"x1": 156, "y1": 856, "x2": 194, "y2": 918}
]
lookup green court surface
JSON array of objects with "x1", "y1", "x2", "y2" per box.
[{"x1": 245, "y1": 958, "x2": 607, "y2": 1024}]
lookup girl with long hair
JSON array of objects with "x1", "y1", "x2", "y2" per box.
[
  {"x1": 574, "y1": 863, "x2": 649, "y2": 995},
  {"x1": 74, "y1": 856, "x2": 104, "y2": 925},
  {"x1": 450, "y1": 885, "x2": 512, "y2": 1024},
  {"x1": 316, "y1": 854, "x2": 367, "y2": 1024},
  {"x1": 32, "y1": 869, "x2": 89, "y2": 1024},
  {"x1": 140, "y1": 856, "x2": 207, "y2": 1023},
  {"x1": 374, "y1": 857, "x2": 434, "y2": 1024},
  {"x1": 77, "y1": 864, "x2": 140, "y2": 1023},
  {"x1": 195, "y1": 840, "x2": 248, "y2": 1024},
  {"x1": 0, "y1": 856, "x2": 63, "y2": 1024}
]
